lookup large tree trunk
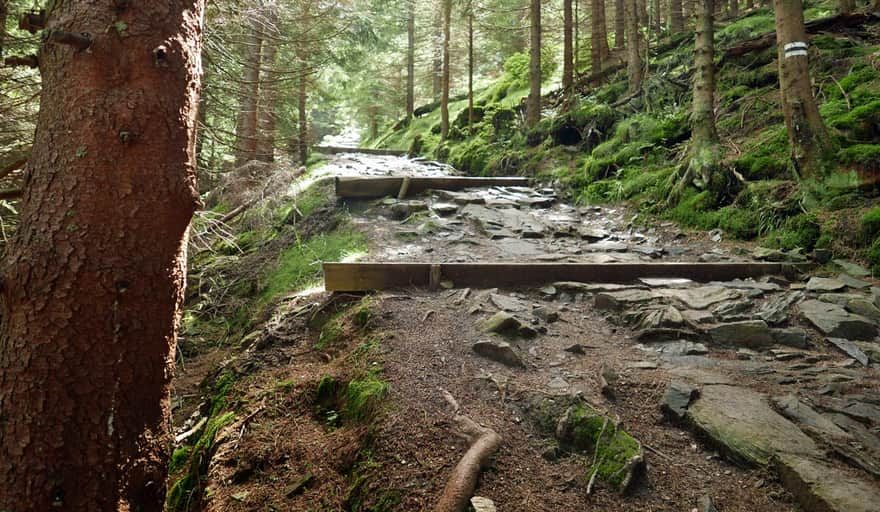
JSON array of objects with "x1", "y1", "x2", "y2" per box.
[
  {"x1": 527, "y1": 0, "x2": 542, "y2": 128},
  {"x1": 468, "y1": 5, "x2": 475, "y2": 128},
  {"x1": 669, "y1": 0, "x2": 685, "y2": 32},
  {"x1": 406, "y1": 0, "x2": 415, "y2": 119},
  {"x1": 440, "y1": 0, "x2": 452, "y2": 140},
  {"x1": 433, "y1": 6, "x2": 442, "y2": 101},
  {"x1": 729, "y1": 0, "x2": 739, "y2": 18},
  {"x1": 652, "y1": 0, "x2": 663, "y2": 35},
  {"x1": 615, "y1": 0, "x2": 626, "y2": 49},
  {"x1": 234, "y1": 18, "x2": 263, "y2": 167},
  {"x1": 563, "y1": 0, "x2": 574, "y2": 89},
  {"x1": 0, "y1": 1, "x2": 8, "y2": 59},
  {"x1": 625, "y1": 0, "x2": 643, "y2": 92},
  {"x1": 298, "y1": 72, "x2": 309, "y2": 166},
  {"x1": 0, "y1": 1, "x2": 204, "y2": 509},
  {"x1": 257, "y1": 22, "x2": 279, "y2": 163},
  {"x1": 773, "y1": 0, "x2": 832, "y2": 177},
  {"x1": 591, "y1": 0, "x2": 611, "y2": 74},
  {"x1": 692, "y1": 0, "x2": 718, "y2": 144}
]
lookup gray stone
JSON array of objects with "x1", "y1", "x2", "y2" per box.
[
  {"x1": 827, "y1": 338, "x2": 870, "y2": 366},
  {"x1": 489, "y1": 293, "x2": 528, "y2": 313},
  {"x1": 844, "y1": 298, "x2": 880, "y2": 324},
  {"x1": 713, "y1": 300, "x2": 753, "y2": 321},
  {"x1": 532, "y1": 306, "x2": 559, "y2": 323},
  {"x1": 635, "y1": 328, "x2": 700, "y2": 343},
  {"x1": 686, "y1": 385, "x2": 818, "y2": 466},
  {"x1": 682, "y1": 309, "x2": 715, "y2": 325},
  {"x1": 709, "y1": 320, "x2": 774, "y2": 348},
  {"x1": 798, "y1": 300, "x2": 878, "y2": 340},
  {"x1": 817, "y1": 396, "x2": 880, "y2": 424},
  {"x1": 539, "y1": 285, "x2": 557, "y2": 297},
  {"x1": 639, "y1": 277, "x2": 694, "y2": 288},
  {"x1": 479, "y1": 312, "x2": 537, "y2": 338},
  {"x1": 628, "y1": 361, "x2": 659, "y2": 370},
  {"x1": 715, "y1": 279, "x2": 782, "y2": 292},
  {"x1": 647, "y1": 340, "x2": 709, "y2": 356},
  {"x1": 390, "y1": 200, "x2": 428, "y2": 220},
  {"x1": 553, "y1": 281, "x2": 644, "y2": 293},
  {"x1": 635, "y1": 305, "x2": 684, "y2": 330},
  {"x1": 472, "y1": 340, "x2": 525, "y2": 368},
  {"x1": 579, "y1": 227, "x2": 610, "y2": 241},
  {"x1": 660, "y1": 381, "x2": 698, "y2": 421},
  {"x1": 771, "y1": 395, "x2": 850, "y2": 438},
  {"x1": 818, "y1": 293, "x2": 866, "y2": 307},
  {"x1": 547, "y1": 376, "x2": 569, "y2": 389},
  {"x1": 811, "y1": 248, "x2": 832, "y2": 264},
  {"x1": 594, "y1": 289, "x2": 658, "y2": 310},
  {"x1": 872, "y1": 287, "x2": 880, "y2": 308},
  {"x1": 470, "y1": 497, "x2": 497, "y2": 512},
  {"x1": 854, "y1": 341, "x2": 880, "y2": 364},
  {"x1": 837, "y1": 273, "x2": 871, "y2": 290},
  {"x1": 699, "y1": 252, "x2": 727, "y2": 262},
  {"x1": 833, "y1": 259, "x2": 871, "y2": 277},
  {"x1": 585, "y1": 240, "x2": 629, "y2": 252},
  {"x1": 753, "y1": 247, "x2": 789, "y2": 262},
  {"x1": 772, "y1": 328, "x2": 809, "y2": 349},
  {"x1": 806, "y1": 277, "x2": 847, "y2": 292},
  {"x1": 658, "y1": 286, "x2": 741, "y2": 310},
  {"x1": 775, "y1": 453, "x2": 880, "y2": 512},
  {"x1": 430, "y1": 202, "x2": 459, "y2": 215}
]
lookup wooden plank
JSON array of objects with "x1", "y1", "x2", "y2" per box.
[
  {"x1": 323, "y1": 262, "x2": 810, "y2": 291},
  {"x1": 314, "y1": 146, "x2": 407, "y2": 156},
  {"x1": 335, "y1": 176, "x2": 532, "y2": 198}
]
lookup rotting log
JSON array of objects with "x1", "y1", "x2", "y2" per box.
[
  {"x1": 335, "y1": 176, "x2": 531, "y2": 198},
  {"x1": 313, "y1": 146, "x2": 407, "y2": 157},
  {"x1": 323, "y1": 262, "x2": 811, "y2": 291},
  {"x1": 720, "y1": 11, "x2": 879, "y2": 64}
]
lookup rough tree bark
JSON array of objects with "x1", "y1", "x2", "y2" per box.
[
  {"x1": 729, "y1": 0, "x2": 738, "y2": 18},
  {"x1": 257, "y1": 9, "x2": 279, "y2": 163},
  {"x1": 297, "y1": 71, "x2": 309, "y2": 165},
  {"x1": 669, "y1": 0, "x2": 685, "y2": 32},
  {"x1": 468, "y1": 3, "x2": 475, "y2": 128},
  {"x1": 591, "y1": 0, "x2": 611, "y2": 74},
  {"x1": 773, "y1": 0, "x2": 832, "y2": 177},
  {"x1": 440, "y1": 0, "x2": 452, "y2": 140},
  {"x1": 563, "y1": 0, "x2": 574, "y2": 89},
  {"x1": 625, "y1": 0, "x2": 644, "y2": 92},
  {"x1": 0, "y1": 1, "x2": 7, "y2": 58},
  {"x1": 615, "y1": 0, "x2": 626, "y2": 49},
  {"x1": 406, "y1": 0, "x2": 415, "y2": 119},
  {"x1": 527, "y1": 0, "x2": 542, "y2": 128},
  {"x1": 652, "y1": 0, "x2": 663, "y2": 35},
  {"x1": 234, "y1": 17, "x2": 263, "y2": 167},
  {"x1": 692, "y1": 0, "x2": 718, "y2": 145},
  {"x1": 433, "y1": 5, "x2": 442, "y2": 101},
  {"x1": 0, "y1": 1, "x2": 205, "y2": 510}
]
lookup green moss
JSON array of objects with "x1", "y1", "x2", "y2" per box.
[
  {"x1": 170, "y1": 446, "x2": 193, "y2": 473},
  {"x1": 861, "y1": 207, "x2": 880, "y2": 241},
  {"x1": 167, "y1": 411, "x2": 236, "y2": 511},
  {"x1": 717, "y1": 206, "x2": 761, "y2": 240},
  {"x1": 830, "y1": 99, "x2": 880, "y2": 139},
  {"x1": 345, "y1": 372, "x2": 389, "y2": 423},
  {"x1": 561, "y1": 405, "x2": 642, "y2": 492},
  {"x1": 838, "y1": 144, "x2": 880, "y2": 170},
  {"x1": 666, "y1": 189, "x2": 721, "y2": 230},
  {"x1": 763, "y1": 214, "x2": 821, "y2": 250}
]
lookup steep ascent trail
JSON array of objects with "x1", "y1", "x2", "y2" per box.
[{"x1": 182, "y1": 151, "x2": 880, "y2": 512}]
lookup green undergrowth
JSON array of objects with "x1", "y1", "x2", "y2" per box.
[{"x1": 371, "y1": 0, "x2": 880, "y2": 266}]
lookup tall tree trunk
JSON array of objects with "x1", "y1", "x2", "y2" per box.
[
  {"x1": 0, "y1": 1, "x2": 204, "y2": 509},
  {"x1": 234, "y1": 19, "x2": 263, "y2": 167},
  {"x1": 729, "y1": 0, "x2": 738, "y2": 17},
  {"x1": 527, "y1": 0, "x2": 542, "y2": 128},
  {"x1": 468, "y1": 4, "x2": 475, "y2": 128},
  {"x1": 684, "y1": 0, "x2": 695, "y2": 25},
  {"x1": 406, "y1": 0, "x2": 415, "y2": 119},
  {"x1": 692, "y1": 0, "x2": 718, "y2": 145},
  {"x1": 638, "y1": 0, "x2": 648, "y2": 28},
  {"x1": 773, "y1": 0, "x2": 832, "y2": 177},
  {"x1": 0, "y1": 1, "x2": 7, "y2": 59},
  {"x1": 839, "y1": 0, "x2": 855, "y2": 13},
  {"x1": 746, "y1": 0, "x2": 754, "y2": 9},
  {"x1": 625, "y1": 0, "x2": 643, "y2": 92},
  {"x1": 592, "y1": 0, "x2": 611, "y2": 73},
  {"x1": 615, "y1": 0, "x2": 626, "y2": 49},
  {"x1": 440, "y1": 0, "x2": 452, "y2": 140},
  {"x1": 575, "y1": 0, "x2": 580, "y2": 74},
  {"x1": 433, "y1": 5, "x2": 442, "y2": 101},
  {"x1": 563, "y1": 0, "x2": 574, "y2": 89},
  {"x1": 298, "y1": 72, "x2": 309, "y2": 166},
  {"x1": 258, "y1": 33, "x2": 279, "y2": 162},
  {"x1": 652, "y1": 0, "x2": 663, "y2": 35},
  {"x1": 669, "y1": 0, "x2": 684, "y2": 33}
]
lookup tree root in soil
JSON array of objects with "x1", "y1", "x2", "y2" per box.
[{"x1": 434, "y1": 389, "x2": 503, "y2": 512}]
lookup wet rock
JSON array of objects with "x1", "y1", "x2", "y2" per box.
[
  {"x1": 771, "y1": 395, "x2": 849, "y2": 438},
  {"x1": 390, "y1": 200, "x2": 428, "y2": 220},
  {"x1": 658, "y1": 286, "x2": 741, "y2": 310},
  {"x1": 554, "y1": 282, "x2": 644, "y2": 293},
  {"x1": 470, "y1": 497, "x2": 497, "y2": 512},
  {"x1": 435, "y1": 190, "x2": 485, "y2": 205},
  {"x1": 826, "y1": 338, "x2": 870, "y2": 366},
  {"x1": 806, "y1": 277, "x2": 847, "y2": 292},
  {"x1": 472, "y1": 339, "x2": 525, "y2": 368},
  {"x1": 594, "y1": 289, "x2": 658, "y2": 310},
  {"x1": 585, "y1": 240, "x2": 629, "y2": 252},
  {"x1": 832, "y1": 259, "x2": 871, "y2": 278},
  {"x1": 532, "y1": 306, "x2": 559, "y2": 323},
  {"x1": 686, "y1": 385, "x2": 818, "y2": 466},
  {"x1": 799, "y1": 300, "x2": 878, "y2": 340},
  {"x1": 479, "y1": 311, "x2": 537, "y2": 338},
  {"x1": 772, "y1": 328, "x2": 809, "y2": 349},
  {"x1": 709, "y1": 320, "x2": 774, "y2": 349},
  {"x1": 775, "y1": 453, "x2": 880, "y2": 512},
  {"x1": 660, "y1": 381, "x2": 698, "y2": 421}
]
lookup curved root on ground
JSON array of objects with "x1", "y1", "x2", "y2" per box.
[{"x1": 433, "y1": 389, "x2": 503, "y2": 512}]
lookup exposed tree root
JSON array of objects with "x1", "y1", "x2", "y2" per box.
[{"x1": 434, "y1": 389, "x2": 503, "y2": 512}]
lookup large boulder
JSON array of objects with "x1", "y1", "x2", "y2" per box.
[{"x1": 799, "y1": 300, "x2": 878, "y2": 340}]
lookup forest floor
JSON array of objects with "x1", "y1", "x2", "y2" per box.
[{"x1": 170, "y1": 151, "x2": 880, "y2": 512}]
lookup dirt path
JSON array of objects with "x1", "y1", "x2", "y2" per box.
[{"x1": 183, "y1": 152, "x2": 880, "y2": 512}]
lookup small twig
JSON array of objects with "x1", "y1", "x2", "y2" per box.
[
  {"x1": 830, "y1": 75, "x2": 851, "y2": 111},
  {"x1": 174, "y1": 416, "x2": 208, "y2": 444}
]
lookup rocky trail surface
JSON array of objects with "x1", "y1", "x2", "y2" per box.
[{"x1": 180, "y1": 152, "x2": 880, "y2": 512}]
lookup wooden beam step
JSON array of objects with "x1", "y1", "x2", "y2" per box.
[
  {"x1": 314, "y1": 146, "x2": 408, "y2": 156},
  {"x1": 335, "y1": 176, "x2": 531, "y2": 198},
  {"x1": 323, "y1": 262, "x2": 809, "y2": 292}
]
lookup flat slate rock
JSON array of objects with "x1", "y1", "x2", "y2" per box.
[
  {"x1": 806, "y1": 277, "x2": 847, "y2": 292},
  {"x1": 827, "y1": 338, "x2": 871, "y2": 366},
  {"x1": 639, "y1": 277, "x2": 694, "y2": 288},
  {"x1": 661, "y1": 381, "x2": 698, "y2": 421},
  {"x1": 472, "y1": 340, "x2": 525, "y2": 368},
  {"x1": 686, "y1": 384, "x2": 818, "y2": 466},
  {"x1": 470, "y1": 497, "x2": 497, "y2": 512},
  {"x1": 772, "y1": 328, "x2": 809, "y2": 349},
  {"x1": 554, "y1": 282, "x2": 645, "y2": 293},
  {"x1": 594, "y1": 289, "x2": 658, "y2": 310},
  {"x1": 775, "y1": 453, "x2": 880, "y2": 512},
  {"x1": 771, "y1": 395, "x2": 850, "y2": 438},
  {"x1": 845, "y1": 298, "x2": 880, "y2": 324},
  {"x1": 658, "y1": 286, "x2": 740, "y2": 310},
  {"x1": 837, "y1": 273, "x2": 871, "y2": 290},
  {"x1": 758, "y1": 291, "x2": 804, "y2": 325},
  {"x1": 709, "y1": 320, "x2": 774, "y2": 348},
  {"x1": 798, "y1": 300, "x2": 878, "y2": 340},
  {"x1": 832, "y1": 259, "x2": 871, "y2": 278}
]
